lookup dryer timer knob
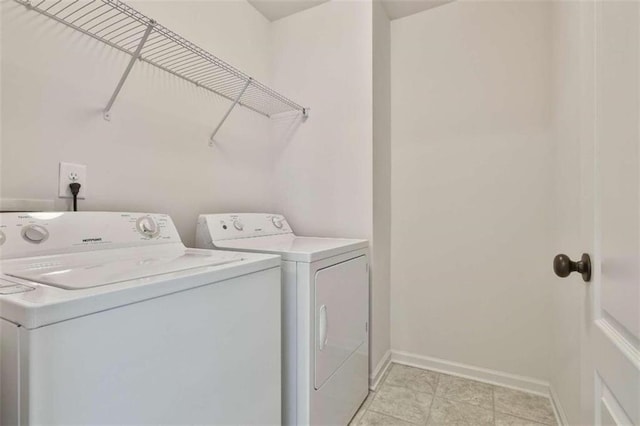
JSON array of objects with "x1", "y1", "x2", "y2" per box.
[
  {"x1": 272, "y1": 217, "x2": 283, "y2": 229},
  {"x1": 137, "y1": 216, "x2": 160, "y2": 237},
  {"x1": 233, "y1": 220, "x2": 244, "y2": 231}
]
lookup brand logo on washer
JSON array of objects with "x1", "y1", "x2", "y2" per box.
[{"x1": 82, "y1": 237, "x2": 103, "y2": 243}]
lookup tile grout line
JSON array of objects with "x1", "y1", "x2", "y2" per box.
[
  {"x1": 492, "y1": 384, "x2": 496, "y2": 425},
  {"x1": 359, "y1": 365, "x2": 388, "y2": 424},
  {"x1": 423, "y1": 372, "x2": 441, "y2": 425},
  {"x1": 366, "y1": 406, "x2": 426, "y2": 426},
  {"x1": 351, "y1": 385, "x2": 378, "y2": 425},
  {"x1": 493, "y1": 410, "x2": 556, "y2": 426}
]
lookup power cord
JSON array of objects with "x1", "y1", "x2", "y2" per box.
[{"x1": 69, "y1": 182, "x2": 81, "y2": 212}]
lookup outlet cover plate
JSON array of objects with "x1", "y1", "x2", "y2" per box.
[{"x1": 58, "y1": 162, "x2": 87, "y2": 199}]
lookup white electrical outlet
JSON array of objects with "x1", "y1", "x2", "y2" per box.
[{"x1": 58, "y1": 162, "x2": 87, "y2": 199}]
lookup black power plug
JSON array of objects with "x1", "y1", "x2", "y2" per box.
[{"x1": 69, "y1": 182, "x2": 81, "y2": 212}]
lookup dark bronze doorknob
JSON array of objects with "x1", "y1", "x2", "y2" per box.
[{"x1": 553, "y1": 253, "x2": 591, "y2": 282}]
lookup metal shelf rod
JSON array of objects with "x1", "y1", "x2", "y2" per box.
[
  {"x1": 103, "y1": 20, "x2": 155, "y2": 120},
  {"x1": 209, "y1": 78, "x2": 252, "y2": 144}
]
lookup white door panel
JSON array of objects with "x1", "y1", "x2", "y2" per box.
[
  {"x1": 594, "y1": 321, "x2": 640, "y2": 425},
  {"x1": 600, "y1": 378, "x2": 635, "y2": 426},
  {"x1": 580, "y1": 2, "x2": 640, "y2": 425},
  {"x1": 596, "y1": 0, "x2": 640, "y2": 340}
]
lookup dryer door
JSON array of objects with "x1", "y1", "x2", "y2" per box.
[{"x1": 314, "y1": 255, "x2": 368, "y2": 390}]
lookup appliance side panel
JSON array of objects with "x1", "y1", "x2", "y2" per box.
[
  {"x1": 195, "y1": 217, "x2": 214, "y2": 249},
  {"x1": 282, "y1": 260, "x2": 297, "y2": 426},
  {"x1": 25, "y1": 268, "x2": 282, "y2": 425},
  {"x1": 296, "y1": 261, "x2": 312, "y2": 425},
  {"x1": 0, "y1": 318, "x2": 20, "y2": 426}
]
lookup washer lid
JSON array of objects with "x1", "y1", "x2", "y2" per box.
[
  {"x1": 2, "y1": 247, "x2": 243, "y2": 290},
  {"x1": 213, "y1": 234, "x2": 368, "y2": 262}
]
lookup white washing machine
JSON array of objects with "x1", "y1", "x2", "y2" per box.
[
  {"x1": 196, "y1": 213, "x2": 369, "y2": 426},
  {"x1": 0, "y1": 212, "x2": 282, "y2": 425}
]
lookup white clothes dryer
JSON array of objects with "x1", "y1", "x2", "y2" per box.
[
  {"x1": 196, "y1": 213, "x2": 369, "y2": 426},
  {"x1": 0, "y1": 212, "x2": 281, "y2": 425}
]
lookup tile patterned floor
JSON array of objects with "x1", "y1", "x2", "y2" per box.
[{"x1": 350, "y1": 363, "x2": 558, "y2": 426}]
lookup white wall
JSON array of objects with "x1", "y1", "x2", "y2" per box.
[
  {"x1": 390, "y1": 1, "x2": 555, "y2": 381},
  {"x1": 371, "y1": 0, "x2": 392, "y2": 377},
  {"x1": 269, "y1": 0, "x2": 388, "y2": 373},
  {"x1": 1, "y1": 0, "x2": 274, "y2": 246},
  {"x1": 269, "y1": 0, "x2": 372, "y2": 240}
]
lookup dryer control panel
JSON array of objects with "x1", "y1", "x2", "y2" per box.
[
  {"x1": 198, "y1": 213, "x2": 293, "y2": 242},
  {"x1": 0, "y1": 212, "x2": 181, "y2": 259}
]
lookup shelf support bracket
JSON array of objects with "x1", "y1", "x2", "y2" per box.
[
  {"x1": 103, "y1": 20, "x2": 156, "y2": 121},
  {"x1": 209, "y1": 78, "x2": 252, "y2": 145}
]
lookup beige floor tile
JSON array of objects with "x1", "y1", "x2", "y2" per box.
[
  {"x1": 426, "y1": 397, "x2": 493, "y2": 426},
  {"x1": 435, "y1": 374, "x2": 494, "y2": 409},
  {"x1": 374, "y1": 361, "x2": 394, "y2": 390},
  {"x1": 362, "y1": 391, "x2": 376, "y2": 408},
  {"x1": 350, "y1": 404, "x2": 367, "y2": 425},
  {"x1": 350, "y1": 409, "x2": 365, "y2": 426},
  {"x1": 495, "y1": 412, "x2": 550, "y2": 426},
  {"x1": 357, "y1": 411, "x2": 416, "y2": 426},
  {"x1": 494, "y1": 387, "x2": 556, "y2": 425},
  {"x1": 350, "y1": 391, "x2": 377, "y2": 425},
  {"x1": 384, "y1": 363, "x2": 439, "y2": 394},
  {"x1": 368, "y1": 383, "x2": 433, "y2": 424}
]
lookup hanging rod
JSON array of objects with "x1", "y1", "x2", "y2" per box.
[{"x1": 18, "y1": 0, "x2": 309, "y2": 138}]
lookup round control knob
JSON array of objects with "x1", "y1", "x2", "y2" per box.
[
  {"x1": 21, "y1": 225, "x2": 49, "y2": 244},
  {"x1": 233, "y1": 220, "x2": 244, "y2": 231},
  {"x1": 0, "y1": 230, "x2": 6, "y2": 246},
  {"x1": 136, "y1": 216, "x2": 160, "y2": 238},
  {"x1": 272, "y1": 217, "x2": 283, "y2": 229}
]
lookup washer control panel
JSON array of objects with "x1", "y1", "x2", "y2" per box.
[
  {"x1": 0, "y1": 212, "x2": 181, "y2": 259},
  {"x1": 198, "y1": 213, "x2": 293, "y2": 242}
]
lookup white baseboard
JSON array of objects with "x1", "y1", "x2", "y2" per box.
[
  {"x1": 391, "y1": 350, "x2": 550, "y2": 397},
  {"x1": 549, "y1": 384, "x2": 569, "y2": 426},
  {"x1": 369, "y1": 349, "x2": 392, "y2": 391}
]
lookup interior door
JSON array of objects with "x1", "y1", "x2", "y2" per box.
[
  {"x1": 314, "y1": 255, "x2": 368, "y2": 390},
  {"x1": 583, "y1": 2, "x2": 640, "y2": 424}
]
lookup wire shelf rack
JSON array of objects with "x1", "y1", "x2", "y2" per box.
[{"x1": 17, "y1": 0, "x2": 308, "y2": 141}]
